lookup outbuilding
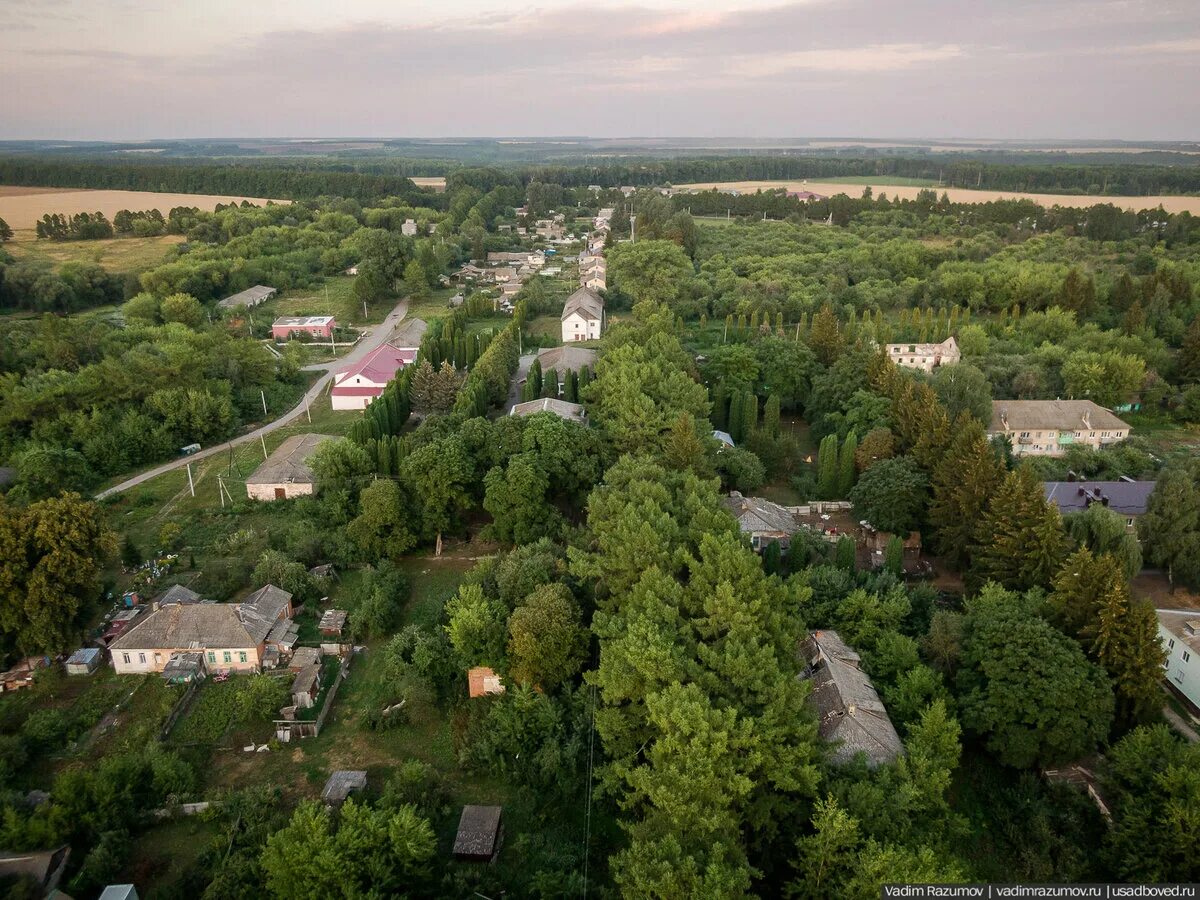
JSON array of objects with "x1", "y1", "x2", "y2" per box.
[
  {"x1": 246, "y1": 433, "x2": 333, "y2": 501},
  {"x1": 65, "y1": 647, "x2": 103, "y2": 676},
  {"x1": 218, "y1": 285, "x2": 276, "y2": 310},
  {"x1": 453, "y1": 805, "x2": 503, "y2": 862}
]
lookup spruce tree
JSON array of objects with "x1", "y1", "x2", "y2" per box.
[
  {"x1": 1094, "y1": 591, "x2": 1167, "y2": 728},
  {"x1": 808, "y1": 305, "x2": 843, "y2": 366},
  {"x1": 929, "y1": 417, "x2": 1003, "y2": 569},
  {"x1": 837, "y1": 429, "x2": 858, "y2": 497},
  {"x1": 970, "y1": 466, "x2": 1069, "y2": 591}
]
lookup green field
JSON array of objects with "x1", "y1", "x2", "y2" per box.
[{"x1": 4, "y1": 231, "x2": 184, "y2": 273}]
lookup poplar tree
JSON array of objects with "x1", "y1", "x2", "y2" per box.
[
  {"x1": 542, "y1": 367, "x2": 558, "y2": 399},
  {"x1": 728, "y1": 391, "x2": 745, "y2": 443},
  {"x1": 522, "y1": 360, "x2": 542, "y2": 402},
  {"x1": 741, "y1": 392, "x2": 759, "y2": 439},
  {"x1": 762, "y1": 393, "x2": 781, "y2": 437},
  {"x1": 711, "y1": 384, "x2": 729, "y2": 431},
  {"x1": 837, "y1": 429, "x2": 858, "y2": 497},
  {"x1": 817, "y1": 433, "x2": 840, "y2": 499}
]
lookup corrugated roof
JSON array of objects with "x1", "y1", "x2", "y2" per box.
[
  {"x1": 723, "y1": 491, "x2": 797, "y2": 536},
  {"x1": 804, "y1": 630, "x2": 904, "y2": 767},
  {"x1": 453, "y1": 805, "x2": 502, "y2": 858},
  {"x1": 509, "y1": 398, "x2": 587, "y2": 422},
  {"x1": 536, "y1": 346, "x2": 596, "y2": 373},
  {"x1": 334, "y1": 343, "x2": 417, "y2": 387},
  {"x1": 218, "y1": 285, "x2": 276, "y2": 309},
  {"x1": 989, "y1": 400, "x2": 1129, "y2": 433},
  {"x1": 110, "y1": 604, "x2": 258, "y2": 652},
  {"x1": 561, "y1": 287, "x2": 604, "y2": 323},
  {"x1": 1043, "y1": 480, "x2": 1156, "y2": 516},
  {"x1": 246, "y1": 434, "x2": 332, "y2": 487}
]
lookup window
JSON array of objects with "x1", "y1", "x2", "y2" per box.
[
  {"x1": 138, "y1": 652, "x2": 146, "y2": 664},
  {"x1": 1168, "y1": 638, "x2": 1175, "y2": 649},
  {"x1": 1185, "y1": 651, "x2": 1192, "y2": 663},
  {"x1": 1019, "y1": 431, "x2": 1031, "y2": 438},
  {"x1": 239, "y1": 652, "x2": 247, "y2": 663},
  {"x1": 1127, "y1": 518, "x2": 1135, "y2": 527},
  {"x1": 123, "y1": 653, "x2": 131, "y2": 664},
  {"x1": 223, "y1": 651, "x2": 232, "y2": 663},
  {"x1": 208, "y1": 652, "x2": 216, "y2": 663}
]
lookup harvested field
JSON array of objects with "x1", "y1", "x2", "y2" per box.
[
  {"x1": 676, "y1": 180, "x2": 1200, "y2": 214},
  {"x1": 0, "y1": 185, "x2": 286, "y2": 229},
  {"x1": 410, "y1": 176, "x2": 446, "y2": 191}
]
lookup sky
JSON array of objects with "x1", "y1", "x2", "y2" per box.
[{"x1": 1, "y1": 0, "x2": 1198, "y2": 141}]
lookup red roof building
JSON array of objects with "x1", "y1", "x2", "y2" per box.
[{"x1": 331, "y1": 343, "x2": 418, "y2": 410}]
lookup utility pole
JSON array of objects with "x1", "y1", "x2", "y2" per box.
[
  {"x1": 217, "y1": 474, "x2": 226, "y2": 508},
  {"x1": 304, "y1": 390, "x2": 311, "y2": 424},
  {"x1": 186, "y1": 462, "x2": 195, "y2": 497},
  {"x1": 630, "y1": 213, "x2": 636, "y2": 243},
  {"x1": 260, "y1": 390, "x2": 268, "y2": 416},
  {"x1": 362, "y1": 300, "x2": 368, "y2": 319},
  {"x1": 260, "y1": 434, "x2": 268, "y2": 460}
]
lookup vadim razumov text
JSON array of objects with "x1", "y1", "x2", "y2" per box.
[{"x1": 882, "y1": 885, "x2": 1200, "y2": 899}]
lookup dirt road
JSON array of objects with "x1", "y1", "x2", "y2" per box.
[{"x1": 95, "y1": 299, "x2": 410, "y2": 500}]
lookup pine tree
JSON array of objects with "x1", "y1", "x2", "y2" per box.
[
  {"x1": 817, "y1": 433, "x2": 840, "y2": 499},
  {"x1": 762, "y1": 394, "x2": 781, "y2": 437},
  {"x1": 837, "y1": 429, "x2": 858, "y2": 497}
]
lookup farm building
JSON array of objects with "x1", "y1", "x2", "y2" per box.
[
  {"x1": 322, "y1": 771, "x2": 367, "y2": 808},
  {"x1": 724, "y1": 491, "x2": 800, "y2": 551},
  {"x1": 246, "y1": 433, "x2": 332, "y2": 501},
  {"x1": 65, "y1": 647, "x2": 103, "y2": 675},
  {"x1": 319, "y1": 609, "x2": 348, "y2": 638},
  {"x1": 271, "y1": 315, "x2": 335, "y2": 341},
  {"x1": 331, "y1": 343, "x2": 418, "y2": 411},
  {"x1": 109, "y1": 583, "x2": 293, "y2": 676},
  {"x1": 561, "y1": 287, "x2": 604, "y2": 342},
  {"x1": 291, "y1": 664, "x2": 323, "y2": 709},
  {"x1": 885, "y1": 336, "x2": 961, "y2": 373},
  {"x1": 509, "y1": 397, "x2": 587, "y2": 424},
  {"x1": 453, "y1": 805, "x2": 503, "y2": 862},
  {"x1": 218, "y1": 285, "x2": 276, "y2": 310},
  {"x1": 802, "y1": 630, "x2": 903, "y2": 768},
  {"x1": 290, "y1": 646, "x2": 322, "y2": 672},
  {"x1": 467, "y1": 666, "x2": 505, "y2": 698}
]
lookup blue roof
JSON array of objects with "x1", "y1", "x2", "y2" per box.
[
  {"x1": 712, "y1": 430, "x2": 735, "y2": 448},
  {"x1": 67, "y1": 647, "x2": 102, "y2": 664}
]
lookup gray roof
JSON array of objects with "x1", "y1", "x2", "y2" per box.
[
  {"x1": 241, "y1": 584, "x2": 293, "y2": 641},
  {"x1": 110, "y1": 603, "x2": 260, "y2": 652},
  {"x1": 536, "y1": 345, "x2": 597, "y2": 373},
  {"x1": 509, "y1": 397, "x2": 587, "y2": 423},
  {"x1": 989, "y1": 400, "x2": 1129, "y2": 434},
  {"x1": 803, "y1": 630, "x2": 904, "y2": 767},
  {"x1": 453, "y1": 805, "x2": 503, "y2": 859},
  {"x1": 247, "y1": 433, "x2": 333, "y2": 487},
  {"x1": 723, "y1": 491, "x2": 798, "y2": 537},
  {"x1": 1044, "y1": 480, "x2": 1156, "y2": 516},
  {"x1": 0, "y1": 846, "x2": 70, "y2": 889},
  {"x1": 561, "y1": 287, "x2": 604, "y2": 323},
  {"x1": 1156, "y1": 608, "x2": 1200, "y2": 655},
  {"x1": 153, "y1": 584, "x2": 202, "y2": 606},
  {"x1": 161, "y1": 651, "x2": 205, "y2": 680},
  {"x1": 218, "y1": 284, "x2": 276, "y2": 309},
  {"x1": 322, "y1": 770, "x2": 367, "y2": 805},
  {"x1": 66, "y1": 647, "x2": 102, "y2": 665},
  {"x1": 712, "y1": 430, "x2": 735, "y2": 448},
  {"x1": 291, "y1": 664, "x2": 321, "y2": 695},
  {"x1": 99, "y1": 886, "x2": 139, "y2": 900}
]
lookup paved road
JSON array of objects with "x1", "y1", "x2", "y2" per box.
[
  {"x1": 95, "y1": 300, "x2": 410, "y2": 500},
  {"x1": 505, "y1": 353, "x2": 537, "y2": 412}
]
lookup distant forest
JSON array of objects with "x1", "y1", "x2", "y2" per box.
[{"x1": 4, "y1": 150, "x2": 1200, "y2": 201}]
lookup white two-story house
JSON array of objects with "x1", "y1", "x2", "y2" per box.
[{"x1": 1157, "y1": 609, "x2": 1200, "y2": 713}]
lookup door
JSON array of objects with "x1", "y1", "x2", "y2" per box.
[{"x1": 274, "y1": 487, "x2": 286, "y2": 500}]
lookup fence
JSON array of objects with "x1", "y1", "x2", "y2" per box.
[
  {"x1": 274, "y1": 653, "x2": 352, "y2": 742},
  {"x1": 159, "y1": 679, "x2": 202, "y2": 742}
]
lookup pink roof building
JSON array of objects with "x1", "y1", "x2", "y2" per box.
[{"x1": 331, "y1": 343, "x2": 418, "y2": 410}]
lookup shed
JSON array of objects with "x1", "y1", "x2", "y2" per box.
[
  {"x1": 65, "y1": 647, "x2": 103, "y2": 676},
  {"x1": 246, "y1": 434, "x2": 333, "y2": 501},
  {"x1": 289, "y1": 646, "x2": 321, "y2": 672},
  {"x1": 321, "y1": 770, "x2": 367, "y2": 808},
  {"x1": 218, "y1": 284, "x2": 276, "y2": 310},
  {"x1": 161, "y1": 651, "x2": 206, "y2": 684},
  {"x1": 291, "y1": 664, "x2": 322, "y2": 708},
  {"x1": 99, "y1": 885, "x2": 140, "y2": 900},
  {"x1": 467, "y1": 666, "x2": 505, "y2": 698},
  {"x1": 452, "y1": 805, "x2": 503, "y2": 862},
  {"x1": 319, "y1": 609, "x2": 348, "y2": 638}
]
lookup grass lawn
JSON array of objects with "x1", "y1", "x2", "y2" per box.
[
  {"x1": 269, "y1": 276, "x2": 390, "y2": 330},
  {"x1": 4, "y1": 230, "x2": 184, "y2": 273},
  {"x1": 119, "y1": 816, "x2": 222, "y2": 898},
  {"x1": 397, "y1": 554, "x2": 480, "y2": 629}
]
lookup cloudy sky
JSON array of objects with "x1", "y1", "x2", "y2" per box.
[{"x1": 2, "y1": 0, "x2": 1197, "y2": 140}]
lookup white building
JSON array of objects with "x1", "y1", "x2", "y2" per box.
[
  {"x1": 401, "y1": 219, "x2": 418, "y2": 236},
  {"x1": 331, "y1": 343, "x2": 418, "y2": 410},
  {"x1": 561, "y1": 287, "x2": 604, "y2": 343},
  {"x1": 1157, "y1": 609, "x2": 1200, "y2": 712},
  {"x1": 885, "y1": 336, "x2": 960, "y2": 373},
  {"x1": 988, "y1": 400, "x2": 1131, "y2": 458}
]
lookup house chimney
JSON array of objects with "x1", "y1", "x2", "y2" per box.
[
  {"x1": 1000, "y1": 407, "x2": 1009, "y2": 430},
  {"x1": 1119, "y1": 475, "x2": 1135, "y2": 484},
  {"x1": 1081, "y1": 410, "x2": 1091, "y2": 430}
]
